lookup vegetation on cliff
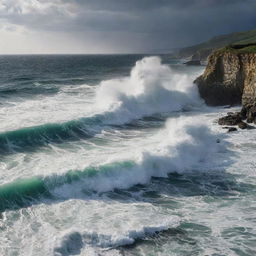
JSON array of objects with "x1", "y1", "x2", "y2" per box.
[
  {"x1": 215, "y1": 43, "x2": 256, "y2": 55},
  {"x1": 179, "y1": 29, "x2": 256, "y2": 60}
]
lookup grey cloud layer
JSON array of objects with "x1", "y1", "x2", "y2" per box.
[{"x1": 1, "y1": 0, "x2": 255, "y2": 52}]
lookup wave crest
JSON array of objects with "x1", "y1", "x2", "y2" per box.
[
  {"x1": 96, "y1": 56, "x2": 202, "y2": 124},
  {"x1": 0, "y1": 57, "x2": 202, "y2": 153},
  {"x1": 0, "y1": 117, "x2": 226, "y2": 212}
]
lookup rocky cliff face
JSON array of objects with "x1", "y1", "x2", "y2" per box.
[
  {"x1": 195, "y1": 48, "x2": 256, "y2": 109},
  {"x1": 240, "y1": 54, "x2": 256, "y2": 108}
]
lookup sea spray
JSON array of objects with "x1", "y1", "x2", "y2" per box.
[
  {"x1": 0, "y1": 57, "x2": 203, "y2": 153},
  {"x1": 0, "y1": 117, "x2": 226, "y2": 211},
  {"x1": 2, "y1": 54, "x2": 253, "y2": 256},
  {"x1": 53, "y1": 117, "x2": 224, "y2": 195},
  {"x1": 96, "y1": 56, "x2": 202, "y2": 123}
]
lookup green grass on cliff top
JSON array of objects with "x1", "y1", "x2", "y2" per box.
[
  {"x1": 216, "y1": 43, "x2": 256, "y2": 54},
  {"x1": 179, "y1": 29, "x2": 256, "y2": 57},
  {"x1": 237, "y1": 45, "x2": 256, "y2": 53}
]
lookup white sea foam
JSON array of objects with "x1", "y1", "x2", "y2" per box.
[
  {"x1": 1, "y1": 56, "x2": 255, "y2": 256},
  {"x1": 54, "y1": 217, "x2": 180, "y2": 256},
  {"x1": 0, "y1": 57, "x2": 202, "y2": 132},
  {"x1": 0, "y1": 83, "x2": 97, "y2": 132},
  {"x1": 52, "y1": 116, "x2": 226, "y2": 196},
  {"x1": 96, "y1": 56, "x2": 203, "y2": 124}
]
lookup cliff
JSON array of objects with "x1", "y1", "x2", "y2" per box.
[
  {"x1": 195, "y1": 44, "x2": 256, "y2": 106},
  {"x1": 195, "y1": 44, "x2": 256, "y2": 123}
]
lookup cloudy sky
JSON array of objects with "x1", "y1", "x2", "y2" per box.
[{"x1": 0, "y1": 0, "x2": 255, "y2": 54}]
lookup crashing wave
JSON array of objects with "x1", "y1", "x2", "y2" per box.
[
  {"x1": 0, "y1": 57, "x2": 202, "y2": 153},
  {"x1": 0, "y1": 117, "x2": 226, "y2": 212}
]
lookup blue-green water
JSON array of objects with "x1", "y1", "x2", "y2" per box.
[{"x1": 0, "y1": 55, "x2": 255, "y2": 256}]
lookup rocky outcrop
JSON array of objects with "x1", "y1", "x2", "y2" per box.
[
  {"x1": 218, "y1": 112, "x2": 243, "y2": 126},
  {"x1": 217, "y1": 112, "x2": 253, "y2": 130},
  {"x1": 195, "y1": 51, "x2": 243, "y2": 106},
  {"x1": 194, "y1": 45, "x2": 256, "y2": 126},
  {"x1": 227, "y1": 127, "x2": 238, "y2": 133},
  {"x1": 195, "y1": 46, "x2": 256, "y2": 110}
]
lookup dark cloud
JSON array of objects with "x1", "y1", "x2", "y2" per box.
[
  {"x1": 68, "y1": 0, "x2": 254, "y2": 11},
  {"x1": 0, "y1": 0, "x2": 256, "y2": 53}
]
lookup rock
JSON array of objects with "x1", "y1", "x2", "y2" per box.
[
  {"x1": 247, "y1": 124, "x2": 255, "y2": 129},
  {"x1": 184, "y1": 60, "x2": 201, "y2": 66},
  {"x1": 218, "y1": 114, "x2": 254, "y2": 129},
  {"x1": 247, "y1": 117, "x2": 254, "y2": 123},
  {"x1": 238, "y1": 121, "x2": 248, "y2": 129},
  {"x1": 240, "y1": 107, "x2": 247, "y2": 120},
  {"x1": 194, "y1": 46, "x2": 256, "y2": 106},
  {"x1": 194, "y1": 44, "x2": 256, "y2": 132},
  {"x1": 240, "y1": 104, "x2": 256, "y2": 123},
  {"x1": 222, "y1": 126, "x2": 238, "y2": 132},
  {"x1": 228, "y1": 127, "x2": 238, "y2": 132},
  {"x1": 218, "y1": 113, "x2": 242, "y2": 126}
]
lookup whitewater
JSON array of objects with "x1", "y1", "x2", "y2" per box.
[{"x1": 0, "y1": 55, "x2": 255, "y2": 256}]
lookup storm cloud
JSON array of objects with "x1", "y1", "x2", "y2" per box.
[{"x1": 0, "y1": 0, "x2": 255, "y2": 53}]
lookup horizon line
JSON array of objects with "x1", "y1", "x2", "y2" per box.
[{"x1": 0, "y1": 52, "x2": 175, "y2": 56}]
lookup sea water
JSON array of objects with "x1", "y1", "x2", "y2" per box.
[{"x1": 0, "y1": 54, "x2": 255, "y2": 256}]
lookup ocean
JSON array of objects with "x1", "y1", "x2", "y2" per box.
[{"x1": 0, "y1": 55, "x2": 255, "y2": 256}]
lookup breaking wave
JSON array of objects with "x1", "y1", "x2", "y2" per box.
[
  {"x1": 0, "y1": 117, "x2": 225, "y2": 212},
  {"x1": 0, "y1": 57, "x2": 202, "y2": 153},
  {"x1": 95, "y1": 56, "x2": 202, "y2": 123}
]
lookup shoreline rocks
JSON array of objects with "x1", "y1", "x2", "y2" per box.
[
  {"x1": 218, "y1": 111, "x2": 254, "y2": 131},
  {"x1": 241, "y1": 104, "x2": 256, "y2": 123},
  {"x1": 218, "y1": 112, "x2": 242, "y2": 126},
  {"x1": 228, "y1": 127, "x2": 238, "y2": 132}
]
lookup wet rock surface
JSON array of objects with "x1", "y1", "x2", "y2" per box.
[
  {"x1": 218, "y1": 113, "x2": 242, "y2": 126},
  {"x1": 228, "y1": 127, "x2": 238, "y2": 132},
  {"x1": 218, "y1": 111, "x2": 254, "y2": 131}
]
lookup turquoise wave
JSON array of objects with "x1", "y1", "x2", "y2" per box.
[
  {"x1": 0, "y1": 112, "x2": 166, "y2": 154},
  {"x1": 0, "y1": 161, "x2": 135, "y2": 212},
  {"x1": 0, "y1": 115, "x2": 103, "y2": 153}
]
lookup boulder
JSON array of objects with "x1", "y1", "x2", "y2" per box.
[
  {"x1": 218, "y1": 113, "x2": 254, "y2": 129},
  {"x1": 218, "y1": 113, "x2": 241, "y2": 126},
  {"x1": 238, "y1": 121, "x2": 248, "y2": 129},
  {"x1": 228, "y1": 127, "x2": 238, "y2": 132}
]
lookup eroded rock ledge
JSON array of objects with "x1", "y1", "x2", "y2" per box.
[{"x1": 194, "y1": 45, "x2": 256, "y2": 125}]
